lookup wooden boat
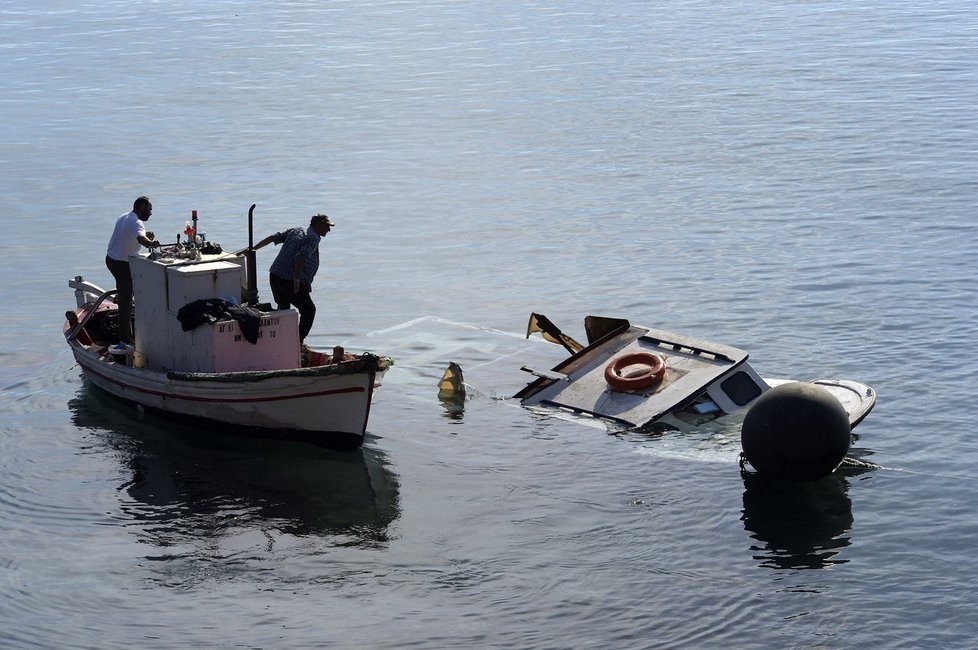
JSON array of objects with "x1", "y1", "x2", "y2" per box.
[
  {"x1": 64, "y1": 214, "x2": 391, "y2": 451},
  {"x1": 514, "y1": 314, "x2": 876, "y2": 432}
]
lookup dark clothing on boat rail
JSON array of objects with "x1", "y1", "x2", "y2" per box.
[{"x1": 176, "y1": 298, "x2": 262, "y2": 344}]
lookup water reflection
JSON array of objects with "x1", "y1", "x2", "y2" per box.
[
  {"x1": 68, "y1": 385, "x2": 400, "y2": 549},
  {"x1": 740, "y1": 471, "x2": 854, "y2": 570}
]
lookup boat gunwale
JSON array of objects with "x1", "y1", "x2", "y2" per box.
[{"x1": 63, "y1": 310, "x2": 392, "y2": 383}]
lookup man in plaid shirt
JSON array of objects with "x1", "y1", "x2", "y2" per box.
[{"x1": 254, "y1": 214, "x2": 334, "y2": 343}]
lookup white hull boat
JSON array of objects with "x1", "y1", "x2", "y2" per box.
[
  {"x1": 515, "y1": 314, "x2": 876, "y2": 431},
  {"x1": 65, "y1": 208, "x2": 391, "y2": 451},
  {"x1": 511, "y1": 314, "x2": 877, "y2": 480}
]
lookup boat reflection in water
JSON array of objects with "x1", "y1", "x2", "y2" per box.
[
  {"x1": 69, "y1": 383, "x2": 400, "y2": 550},
  {"x1": 740, "y1": 469, "x2": 868, "y2": 570}
]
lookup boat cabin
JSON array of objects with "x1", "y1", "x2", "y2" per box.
[{"x1": 130, "y1": 253, "x2": 300, "y2": 373}]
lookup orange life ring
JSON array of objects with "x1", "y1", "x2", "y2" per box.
[{"x1": 604, "y1": 352, "x2": 665, "y2": 392}]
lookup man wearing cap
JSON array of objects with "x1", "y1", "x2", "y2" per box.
[{"x1": 253, "y1": 214, "x2": 334, "y2": 343}]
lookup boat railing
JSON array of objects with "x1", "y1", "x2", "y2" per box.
[
  {"x1": 70, "y1": 276, "x2": 110, "y2": 307},
  {"x1": 65, "y1": 288, "x2": 118, "y2": 342}
]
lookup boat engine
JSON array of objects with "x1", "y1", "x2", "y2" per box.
[{"x1": 740, "y1": 382, "x2": 851, "y2": 482}]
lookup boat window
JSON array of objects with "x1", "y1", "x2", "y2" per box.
[{"x1": 721, "y1": 371, "x2": 763, "y2": 406}]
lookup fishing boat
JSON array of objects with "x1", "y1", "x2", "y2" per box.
[
  {"x1": 64, "y1": 206, "x2": 392, "y2": 451},
  {"x1": 515, "y1": 314, "x2": 875, "y2": 430},
  {"x1": 512, "y1": 314, "x2": 877, "y2": 480}
]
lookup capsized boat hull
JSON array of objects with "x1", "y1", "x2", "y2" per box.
[{"x1": 767, "y1": 378, "x2": 875, "y2": 429}]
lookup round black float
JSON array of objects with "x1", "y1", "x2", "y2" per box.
[{"x1": 741, "y1": 382, "x2": 851, "y2": 482}]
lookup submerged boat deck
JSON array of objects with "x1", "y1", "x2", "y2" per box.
[{"x1": 517, "y1": 327, "x2": 758, "y2": 427}]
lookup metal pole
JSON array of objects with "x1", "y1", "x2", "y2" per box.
[{"x1": 244, "y1": 204, "x2": 259, "y2": 305}]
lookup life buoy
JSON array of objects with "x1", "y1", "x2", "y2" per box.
[{"x1": 604, "y1": 352, "x2": 665, "y2": 392}]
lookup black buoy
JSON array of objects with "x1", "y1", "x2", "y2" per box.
[{"x1": 741, "y1": 382, "x2": 851, "y2": 482}]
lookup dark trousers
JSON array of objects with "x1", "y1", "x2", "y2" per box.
[
  {"x1": 105, "y1": 255, "x2": 134, "y2": 343},
  {"x1": 269, "y1": 273, "x2": 316, "y2": 342}
]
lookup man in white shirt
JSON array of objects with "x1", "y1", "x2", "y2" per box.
[{"x1": 105, "y1": 196, "x2": 160, "y2": 344}]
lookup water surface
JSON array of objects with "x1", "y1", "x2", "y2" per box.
[{"x1": 3, "y1": 1, "x2": 978, "y2": 647}]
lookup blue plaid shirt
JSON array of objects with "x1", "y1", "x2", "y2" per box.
[{"x1": 268, "y1": 226, "x2": 322, "y2": 287}]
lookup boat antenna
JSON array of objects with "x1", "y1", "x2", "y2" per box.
[{"x1": 244, "y1": 203, "x2": 259, "y2": 305}]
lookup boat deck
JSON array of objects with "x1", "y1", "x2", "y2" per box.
[{"x1": 517, "y1": 327, "x2": 755, "y2": 427}]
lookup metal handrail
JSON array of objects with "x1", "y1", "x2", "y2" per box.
[{"x1": 65, "y1": 289, "x2": 118, "y2": 342}]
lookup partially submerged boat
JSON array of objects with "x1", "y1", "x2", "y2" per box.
[
  {"x1": 515, "y1": 314, "x2": 875, "y2": 431},
  {"x1": 64, "y1": 207, "x2": 391, "y2": 451},
  {"x1": 512, "y1": 314, "x2": 877, "y2": 480}
]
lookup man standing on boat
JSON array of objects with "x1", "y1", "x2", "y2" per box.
[
  {"x1": 253, "y1": 214, "x2": 334, "y2": 344},
  {"x1": 105, "y1": 196, "x2": 160, "y2": 344}
]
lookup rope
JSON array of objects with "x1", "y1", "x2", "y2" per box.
[
  {"x1": 738, "y1": 452, "x2": 885, "y2": 474},
  {"x1": 838, "y1": 456, "x2": 884, "y2": 471}
]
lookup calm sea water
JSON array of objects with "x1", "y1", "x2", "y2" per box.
[{"x1": 3, "y1": 1, "x2": 978, "y2": 647}]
